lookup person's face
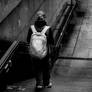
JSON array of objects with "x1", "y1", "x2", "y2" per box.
[
  {"x1": 39, "y1": 15, "x2": 44, "y2": 19},
  {"x1": 35, "y1": 15, "x2": 46, "y2": 27},
  {"x1": 38, "y1": 14, "x2": 45, "y2": 20},
  {"x1": 37, "y1": 16, "x2": 45, "y2": 22}
]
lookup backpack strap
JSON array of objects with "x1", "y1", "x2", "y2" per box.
[
  {"x1": 31, "y1": 25, "x2": 37, "y2": 33},
  {"x1": 41, "y1": 26, "x2": 50, "y2": 34}
]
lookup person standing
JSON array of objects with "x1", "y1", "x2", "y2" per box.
[{"x1": 27, "y1": 10, "x2": 54, "y2": 89}]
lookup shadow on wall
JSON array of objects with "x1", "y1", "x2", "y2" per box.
[{"x1": 75, "y1": 0, "x2": 88, "y2": 17}]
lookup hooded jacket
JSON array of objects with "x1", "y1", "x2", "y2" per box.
[{"x1": 27, "y1": 18, "x2": 54, "y2": 57}]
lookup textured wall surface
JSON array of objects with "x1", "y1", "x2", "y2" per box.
[{"x1": 0, "y1": 0, "x2": 69, "y2": 42}]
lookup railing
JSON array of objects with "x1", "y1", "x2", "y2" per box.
[
  {"x1": 56, "y1": 3, "x2": 77, "y2": 47},
  {"x1": 0, "y1": 40, "x2": 19, "y2": 74},
  {"x1": 54, "y1": 3, "x2": 71, "y2": 44},
  {"x1": 51, "y1": 1, "x2": 77, "y2": 67}
]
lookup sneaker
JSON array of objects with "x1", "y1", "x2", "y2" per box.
[
  {"x1": 36, "y1": 85, "x2": 43, "y2": 89},
  {"x1": 44, "y1": 82, "x2": 52, "y2": 88},
  {"x1": 7, "y1": 85, "x2": 17, "y2": 90}
]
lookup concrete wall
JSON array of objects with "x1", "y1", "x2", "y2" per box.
[{"x1": 0, "y1": 0, "x2": 69, "y2": 42}]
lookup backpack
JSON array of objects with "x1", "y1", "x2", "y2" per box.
[{"x1": 29, "y1": 25, "x2": 50, "y2": 59}]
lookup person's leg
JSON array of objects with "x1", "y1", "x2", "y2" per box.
[
  {"x1": 42, "y1": 57, "x2": 52, "y2": 87},
  {"x1": 35, "y1": 67, "x2": 42, "y2": 87},
  {"x1": 32, "y1": 58, "x2": 43, "y2": 88}
]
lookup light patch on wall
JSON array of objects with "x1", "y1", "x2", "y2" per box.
[
  {"x1": 19, "y1": 5, "x2": 29, "y2": 30},
  {"x1": 3, "y1": 23, "x2": 12, "y2": 40},
  {"x1": 18, "y1": 19, "x2": 21, "y2": 27},
  {"x1": 70, "y1": 60, "x2": 87, "y2": 68}
]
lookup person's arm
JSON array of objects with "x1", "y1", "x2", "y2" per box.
[
  {"x1": 48, "y1": 27, "x2": 54, "y2": 45},
  {"x1": 27, "y1": 27, "x2": 32, "y2": 43},
  {"x1": 47, "y1": 27, "x2": 54, "y2": 55},
  {"x1": 48, "y1": 27, "x2": 55, "y2": 68}
]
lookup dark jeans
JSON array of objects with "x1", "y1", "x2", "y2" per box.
[{"x1": 31, "y1": 55, "x2": 51, "y2": 86}]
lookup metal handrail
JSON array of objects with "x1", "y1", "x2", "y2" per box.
[
  {"x1": 56, "y1": 3, "x2": 76, "y2": 47},
  {"x1": 0, "y1": 40, "x2": 19, "y2": 71},
  {"x1": 51, "y1": 2, "x2": 77, "y2": 65}
]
